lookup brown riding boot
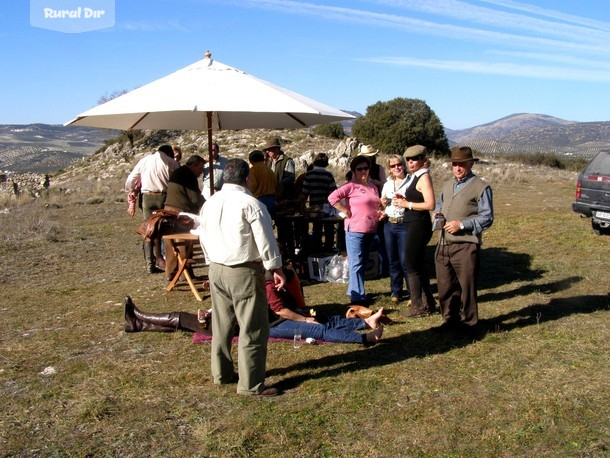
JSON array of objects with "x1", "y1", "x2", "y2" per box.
[
  {"x1": 143, "y1": 241, "x2": 162, "y2": 274},
  {"x1": 422, "y1": 275, "x2": 437, "y2": 314},
  {"x1": 124, "y1": 296, "x2": 180, "y2": 332},
  {"x1": 401, "y1": 274, "x2": 428, "y2": 317}
]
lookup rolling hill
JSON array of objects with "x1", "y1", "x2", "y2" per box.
[
  {"x1": 445, "y1": 113, "x2": 610, "y2": 157},
  {"x1": 1, "y1": 113, "x2": 609, "y2": 174},
  {"x1": 0, "y1": 124, "x2": 116, "y2": 173}
]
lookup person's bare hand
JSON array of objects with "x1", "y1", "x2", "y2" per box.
[
  {"x1": 444, "y1": 220, "x2": 462, "y2": 234},
  {"x1": 273, "y1": 269, "x2": 286, "y2": 291},
  {"x1": 304, "y1": 317, "x2": 321, "y2": 325},
  {"x1": 392, "y1": 196, "x2": 405, "y2": 207}
]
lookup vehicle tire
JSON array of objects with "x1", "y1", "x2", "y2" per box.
[
  {"x1": 592, "y1": 221, "x2": 601, "y2": 235},
  {"x1": 592, "y1": 221, "x2": 610, "y2": 235}
]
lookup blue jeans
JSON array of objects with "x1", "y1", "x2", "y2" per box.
[
  {"x1": 257, "y1": 195, "x2": 276, "y2": 218},
  {"x1": 384, "y1": 221, "x2": 409, "y2": 296},
  {"x1": 345, "y1": 231, "x2": 375, "y2": 302},
  {"x1": 269, "y1": 316, "x2": 367, "y2": 343}
]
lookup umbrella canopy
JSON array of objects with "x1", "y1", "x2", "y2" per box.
[
  {"x1": 66, "y1": 51, "x2": 354, "y2": 194},
  {"x1": 65, "y1": 51, "x2": 354, "y2": 130}
]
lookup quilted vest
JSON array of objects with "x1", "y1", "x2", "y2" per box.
[{"x1": 440, "y1": 176, "x2": 489, "y2": 245}]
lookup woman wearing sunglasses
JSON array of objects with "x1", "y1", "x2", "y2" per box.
[
  {"x1": 393, "y1": 145, "x2": 436, "y2": 316},
  {"x1": 380, "y1": 154, "x2": 410, "y2": 304},
  {"x1": 328, "y1": 155, "x2": 383, "y2": 305}
]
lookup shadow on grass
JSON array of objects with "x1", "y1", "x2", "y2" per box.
[
  {"x1": 479, "y1": 275, "x2": 582, "y2": 303},
  {"x1": 269, "y1": 294, "x2": 608, "y2": 391},
  {"x1": 482, "y1": 293, "x2": 609, "y2": 332},
  {"x1": 424, "y1": 245, "x2": 545, "y2": 286},
  {"x1": 478, "y1": 246, "x2": 545, "y2": 289},
  {"x1": 422, "y1": 245, "x2": 549, "y2": 302}
]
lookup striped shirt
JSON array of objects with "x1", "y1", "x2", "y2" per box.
[{"x1": 301, "y1": 166, "x2": 337, "y2": 207}]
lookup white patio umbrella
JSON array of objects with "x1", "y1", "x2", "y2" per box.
[{"x1": 65, "y1": 51, "x2": 354, "y2": 195}]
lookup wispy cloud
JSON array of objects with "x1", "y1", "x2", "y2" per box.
[
  {"x1": 235, "y1": 0, "x2": 610, "y2": 81},
  {"x1": 489, "y1": 50, "x2": 610, "y2": 71},
  {"x1": 374, "y1": 0, "x2": 610, "y2": 45},
  {"x1": 118, "y1": 20, "x2": 192, "y2": 33},
  {"x1": 479, "y1": 0, "x2": 610, "y2": 32},
  {"x1": 363, "y1": 56, "x2": 610, "y2": 83}
]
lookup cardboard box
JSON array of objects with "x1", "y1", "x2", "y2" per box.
[{"x1": 307, "y1": 254, "x2": 335, "y2": 281}]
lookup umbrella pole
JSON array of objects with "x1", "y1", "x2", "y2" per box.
[{"x1": 206, "y1": 111, "x2": 214, "y2": 197}]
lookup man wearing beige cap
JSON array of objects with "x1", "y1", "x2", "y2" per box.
[{"x1": 433, "y1": 146, "x2": 494, "y2": 333}]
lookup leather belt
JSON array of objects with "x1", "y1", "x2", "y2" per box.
[
  {"x1": 387, "y1": 216, "x2": 404, "y2": 223},
  {"x1": 214, "y1": 261, "x2": 262, "y2": 269},
  {"x1": 143, "y1": 191, "x2": 166, "y2": 195}
]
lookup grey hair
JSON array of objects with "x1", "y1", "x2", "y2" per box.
[
  {"x1": 185, "y1": 155, "x2": 205, "y2": 166},
  {"x1": 223, "y1": 158, "x2": 250, "y2": 185}
]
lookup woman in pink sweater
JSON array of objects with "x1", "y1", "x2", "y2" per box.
[{"x1": 328, "y1": 155, "x2": 382, "y2": 305}]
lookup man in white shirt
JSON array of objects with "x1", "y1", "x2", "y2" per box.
[
  {"x1": 199, "y1": 158, "x2": 285, "y2": 396},
  {"x1": 125, "y1": 145, "x2": 179, "y2": 273}
]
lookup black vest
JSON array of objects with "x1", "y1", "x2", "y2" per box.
[{"x1": 404, "y1": 173, "x2": 431, "y2": 223}]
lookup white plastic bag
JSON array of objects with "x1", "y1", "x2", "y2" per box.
[{"x1": 324, "y1": 254, "x2": 349, "y2": 283}]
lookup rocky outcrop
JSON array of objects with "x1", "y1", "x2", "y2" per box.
[{"x1": 0, "y1": 172, "x2": 50, "y2": 199}]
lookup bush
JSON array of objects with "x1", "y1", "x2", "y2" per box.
[
  {"x1": 313, "y1": 123, "x2": 345, "y2": 139},
  {"x1": 352, "y1": 98, "x2": 450, "y2": 156},
  {"x1": 504, "y1": 152, "x2": 590, "y2": 171}
]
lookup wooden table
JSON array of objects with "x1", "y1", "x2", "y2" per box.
[{"x1": 162, "y1": 232, "x2": 205, "y2": 301}]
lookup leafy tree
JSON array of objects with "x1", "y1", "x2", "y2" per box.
[
  {"x1": 352, "y1": 98, "x2": 450, "y2": 156},
  {"x1": 313, "y1": 122, "x2": 345, "y2": 139}
]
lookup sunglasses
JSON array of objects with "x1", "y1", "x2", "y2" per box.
[
  {"x1": 407, "y1": 155, "x2": 423, "y2": 161},
  {"x1": 355, "y1": 166, "x2": 369, "y2": 172},
  {"x1": 389, "y1": 163, "x2": 403, "y2": 168}
]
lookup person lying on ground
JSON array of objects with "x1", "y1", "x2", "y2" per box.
[{"x1": 124, "y1": 268, "x2": 384, "y2": 344}]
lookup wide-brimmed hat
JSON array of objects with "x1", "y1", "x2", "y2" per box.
[
  {"x1": 359, "y1": 144, "x2": 378, "y2": 156},
  {"x1": 449, "y1": 146, "x2": 479, "y2": 163},
  {"x1": 404, "y1": 145, "x2": 427, "y2": 158},
  {"x1": 263, "y1": 137, "x2": 282, "y2": 151}
]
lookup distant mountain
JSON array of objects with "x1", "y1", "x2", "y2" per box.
[
  {"x1": 340, "y1": 110, "x2": 362, "y2": 135},
  {"x1": 445, "y1": 113, "x2": 610, "y2": 157},
  {"x1": 0, "y1": 124, "x2": 116, "y2": 173},
  {"x1": 2, "y1": 113, "x2": 609, "y2": 174}
]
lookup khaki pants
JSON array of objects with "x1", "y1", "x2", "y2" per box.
[{"x1": 208, "y1": 262, "x2": 269, "y2": 395}]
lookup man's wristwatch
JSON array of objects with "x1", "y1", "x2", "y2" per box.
[{"x1": 459, "y1": 222, "x2": 465, "y2": 230}]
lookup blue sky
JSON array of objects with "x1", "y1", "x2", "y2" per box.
[{"x1": 2, "y1": 0, "x2": 609, "y2": 129}]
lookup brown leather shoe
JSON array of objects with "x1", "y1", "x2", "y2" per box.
[{"x1": 256, "y1": 387, "x2": 279, "y2": 397}]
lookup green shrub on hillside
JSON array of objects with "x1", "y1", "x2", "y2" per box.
[
  {"x1": 505, "y1": 152, "x2": 590, "y2": 171},
  {"x1": 352, "y1": 97, "x2": 450, "y2": 156},
  {"x1": 313, "y1": 122, "x2": 345, "y2": 139}
]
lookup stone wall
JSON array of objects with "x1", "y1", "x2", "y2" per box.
[{"x1": 0, "y1": 172, "x2": 50, "y2": 199}]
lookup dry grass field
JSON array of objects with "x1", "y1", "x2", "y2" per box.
[{"x1": 0, "y1": 153, "x2": 608, "y2": 457}]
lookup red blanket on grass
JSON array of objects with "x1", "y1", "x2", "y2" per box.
[{"x1": 191, "y1": 332, "x2": 331, "y2": 344}]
